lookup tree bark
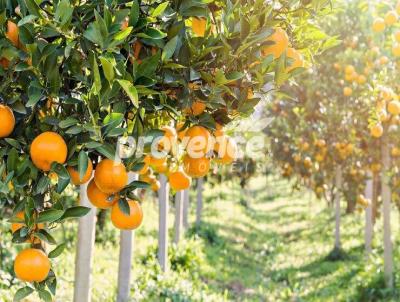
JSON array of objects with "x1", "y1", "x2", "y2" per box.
[
  {"x1": 158, "y1": 174, "x2": 169, "y2": 272},
  {"x1": 334, "y1": 167, "x2": 342, "y2": 250}
]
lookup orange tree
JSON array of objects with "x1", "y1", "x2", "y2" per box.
[{"x1": 0, "y1": 0, "x2": 331, "y2": 300}]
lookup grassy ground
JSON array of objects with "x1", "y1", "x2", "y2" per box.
[{"x1": 2, "y1": 176, "x2": 400, "y2": 301}]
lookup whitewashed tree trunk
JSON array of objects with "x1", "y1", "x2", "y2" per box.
[
  {"x1": 364, "y1": 172, "x2": 373, "y2": 257},
  {"x1": 73, "y1": 179, "x2": 97, "y2": 302},
  {"x1": 174, "y1": 191, "x2": 184, "y2": 244},
  {"x1": 196, "y1": 178, "x2": 204, "y2": 228},
  {"x1": 158, "y1": 174, "x2": 169, "y2": 272},
  {"x1": 116, "y1": 173, "x2": 138, "y2": 302},
  {"x1": 381, "y1": 140, "x2": 393, "y2": 288},
  {"x1": 334, "y1": 167, "x2": 342, "y2": 250},
  {"x1": 182, "y1": 189, "x2": 190, "y2": 230}
]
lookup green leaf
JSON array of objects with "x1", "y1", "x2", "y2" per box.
[
  {"x1": 38, "y1": 290, "x2": 52, "y2": 302},
  {"x1": 59, "y1": 117, "x2": 79, "y2": 128},
  {"x1": 13, "y1": 287, "x2": 34, "y2": 302},
  {"x1": 91, "y1": 53, "x2": 102, "y2": 95},
  {"x1": 129, "y1": 0, "x2": 140, "y2": 27},
  {"x1": 152, "y1": 2, "x2": 169, "y2": 17},
  {"x1": 95, "y1": 144, "x2": 116, "y2": 159},
  {"x1": 48, "y1": 243, "x2": 66, "y2": 258},
  {"x1": 100, "y1": 57, "x2": 115, "y2": 83},
  {"x1": 117, "y1": 80, "x2": 138, "y2": 107},
  {"x1": 60, "y1": 206, "x2": 91, "y2": 221},
  {"x1": 35, "y1": 229, "x2": 57, "y2": 245},
  {"x1": 55, "y1": 0, "x2": 74, "y2": 27},
  {"x1": 113, "y1": 27, "x2": 132, "y2": 42},
  {"x1": 24, "y1": 0, "x2": 42, "y2": 18},
  {"x1": 18, "y1": 15, "x2": 38, "y2": 26},
  {"x1": 118, "y1": 199, "x2": 130, "y2": 216},
  {"x1": 162, "y1": 36, "x2": 178, "y2": 61},
  {"x1": 37, "y1": 209, "x2": 65, "y2": 223},
  {"x1": 51, "y1": 163, "x2": 71, "y2": 193},
  {"x1": 78, "y1": 151, "x2": 89, "y2": 182},
  {"x1": 138, "y1": 28, "x2": 167, "y2": 39}
]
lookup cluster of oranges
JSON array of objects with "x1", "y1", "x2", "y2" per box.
[
  {"x1": 138, "y1": 122, "x2": 237, "y2": 193},
  {"x1": 261, "y1": 27, "x2": 305, "y2": 72}
]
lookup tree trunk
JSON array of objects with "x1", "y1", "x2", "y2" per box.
[
  {"x1": 372, "y1": 172, "x2": 379, "y2": 224},
  {"x1": 334, "y1": 167, "x2": 342, "y2": 250},
  {"x1": 158, "y1": 174, "x2": 169, "y2": 272},
  {"x1": 116, "y1": 173, "x2": 138, "y2": 302},
  {"x1": 174, "y1": 191, "x2": 184, "y2": 244},
  {"x1": 196, "y1": 178, "x2": 204, "y2": 228},
  {"x1": 73, "y1": 179, "x2": 97, "y2": 302},
  {"x1": 364, "y1": 172, "x2": 373, "y2": 257},
  {"x1": 381, "y1": 139, "x2": 393, "y2": 288},
  {"x1": 182, "y1": 189, "x2": 190, "y2": 230}
]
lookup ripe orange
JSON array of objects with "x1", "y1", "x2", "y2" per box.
[
  {"x1": 11, "y1": 212, "x2": 44, "y2": 244},
  {"x1": 87, "y1": 179, "x2": 119, "y2": 209},
  {"x1": 372, "y1": 18, "x2": 385, "y2": 33},
  {"x1": 357, "y1": 75, "x2": 367, "y2": 85},
  {"x1": 151, "y1": 180, "x2": 160, "y2": 192},
  {"x1": 370, "y1": 124, "x2": 383, "y2": 138},
  {"x1": 286, "y1": 48, "x2": 304, "y2": 72},
  {"x1": 184, "y1": 125, "x2": 212, "y2": 155},
  {"x1": 192, "y1": 17, "x2": 207, "y2": 37},
  {"x1": 395, "y1": 31, "x2": 400, "y2": 42},
  {"x1": 261, "y1": 28, "x2": 289, "y2": 59},
  {"x1": 159, "y1": 126, "x2": 178, "y2": 152},
  {"x1": 154, "y1": 162, "x2": 169, "y2": 174},
  {"x1": 14, "y1": 249, "x2": 50, "y2": 282},
  {"x1": 379, "y1": 56, "x2": 389, "y2": 65},
  {"x1": 189, "y1": 101, "x2": 206, "y2": 116},
  {"x1": 388, "y1": 100, "x2": 400, "y2": 115},
  {"x1": 177, "y1": 122, "x2": 188, "y2": 141},
  {"x1": 393, "y1": 44, "x2": 400, "y2": 57},
  {"x1": 6, "y1": 20, "x2": 19, "y2": 47},
  {"x1": 111, "y1": 200, "x2": 143, "y2": 230},
  {"x1": 183, "y1": 155, "x2": 210, "y2": 178},
  {"x1": 214, "y1": 135, "x2": 237, "y2": 165},
  {"x1": 67, "y1": 159, "x2": 93, "y2": 185},
  {"x1": 169, "y1": 170, "x2": 192, "y2": 191},
  {"x1": 385, "y1": 11, "x2": 398, "y2": 25},
  {"x1": 94, "y1": 159, "x2": 128, "y2": 194},
  {"x1": 147, "y1": 155, "x2": 167, "y2": 167},
  {"x1": 345, "y1": 65, "x2": 355, "y2": 74},
  {"x1": 30, "y1": 132, "x2": 68, "y2": 171},
  {"x1": 0, "y1": 104, "x2": 15, "y2": 138},
  {"x1": 343, "y1": 87, "x2": 352, "y2": 97},
  {"x1": 121, "y1": 17, "x2": 129, "y2": 30}
]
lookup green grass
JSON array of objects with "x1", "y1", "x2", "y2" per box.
[{"x1": 2, "y1": 176, "x2": 400, "y2": 301}]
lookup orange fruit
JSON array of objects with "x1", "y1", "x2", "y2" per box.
[
  {"x1": 343, "y1": 87, "x2": 352, "y2": 97},
  {"x1": 147, "y1": 155, "x2": 167, "y2": 167},
  {"x1": 14, "y1": 249, "x2": 50, "y2": 282},
  {"x1": 94, "y1": 159, "x2": 128, "y2": 194},
  {"x1": 121, "y1": 17, "x2": 129, "y2": 30},
  {"x1": 154, "y1": 162, "x2": 169, "y2": 174},
  {"x1": 395, "y1": 31, "x2": 400, "y2": 42},
  {"x1": 183, "y1": 155, "x2": 210, "y2": 178},
  {"x1": 0, "y1": 104, "x2": 15, "y2": 138},
  {"x1": 67, "y1": 159, "x2": 93, "y2": 185},
  {"x1": 370, "y1": 124, "x2": 383, "y2": 138},
  {"x1": 379, "y1": 56, "x2": 389, "y2": 65},
  {"x1": 111, "y1": 200, "x2": 143, "y2": 230},
  {"x1": 214, "y1": 135, "x2": 237, "y2": 165},
  {"x1": 151, "y1": 180, "x2": 160, "y2": 192},
  {"x1": 6, "y1": 20, "x2": 19, "y2": 47},
  {"x1": 345, "y1": 65, "x2": 355, "y2": 74},
  {"x1": 140, "y1": 173, "x2": 156, "y2": 184},
  {"x1": 385, "y1": 11, "x2": 398, "y2": 25},
  {"x1": 0, "y1": 58, "x2": 9, "y2": 69},
  {"x1": 177, "y1": 122, "x2": 188, "y2": 141},
  {"x1": 261, "y1": 28, "x2": 289, "y2": 59},
  {"x1": 11, "y1": 211, "x2": 44, "y2": 243},
  {"x1": 357, "y1": 75, "x2": 367, "y2": 85},
  {"x1": 189, "y1": 101, "x2": 206, "y2": 116},
  {"x1": 286, "y1": 48, "x2": 304, "y2": 72},
  {"x1": 169, "y1": 170, "x2": 192, "y2": 191},
  {"x1": 372, "y1": 18, "x2": 385, "y2": 33},
  {"x1": 159, "y1": 126, "x2": 178, "y2": 152},
  {"x1": 184, "y1": 125, "x2": 212, "y2": 155},
  {"x1": 388, "y1": 100, "x2": 400, "y2": 115},
  {"x1": 87, "y1": 179, "x2": 119, "y2": 209},
  {"x1": 30, "y1": 132, "x2": 68, "y2": 171},
  {"x1": 393, "y1": 44, "x2": 400, "y2": 57},
  {"x1": 192, "y1": 17, "x2": 207, "y2": 37}
]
